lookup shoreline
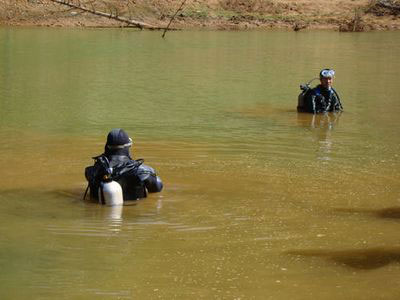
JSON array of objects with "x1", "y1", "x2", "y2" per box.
[{"x1": 1, "y1": 0, "x2": 399, "y2": 32}]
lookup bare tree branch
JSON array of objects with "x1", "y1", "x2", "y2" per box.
[
  {"x1": 49, "y1": 0, "x2": 164, "y2": 29},
  {"x1": 162, "y1": 0, "x2": 187, "y2": 38}
]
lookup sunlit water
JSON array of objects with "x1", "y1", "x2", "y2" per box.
[{"x1": 0, "y1": 28, "x2": 400, "y2": 299}]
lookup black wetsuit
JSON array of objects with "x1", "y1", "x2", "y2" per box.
[
  {"x1": 85, "y1": 148, "x2": 163, "y2": 201},
  {"x1": 303, "y1": 85, "x2": 343, "y2": 114}
]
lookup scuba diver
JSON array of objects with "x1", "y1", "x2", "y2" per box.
[
  {"x1": 297, "y1": 69, "x2": 343, "y2": 114},
  {"x1": 84, "y1": 129, "x2": 163, "y2": 204}
]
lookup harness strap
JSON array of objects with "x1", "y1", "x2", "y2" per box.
[
  {"x1": 332, "y1": 88, "x2": 343, "y2": 109},
  {"x1": 83, "y1": 183, "x2": 90, "y2": 200}
]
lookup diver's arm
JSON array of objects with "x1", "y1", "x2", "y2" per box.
[{"x1": 137, "y1": 164, "x2": 163, "y2": 193}]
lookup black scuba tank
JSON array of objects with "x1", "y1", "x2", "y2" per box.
[{"x1": 297, "y1": 78, "x2": 318, "y2": 112}]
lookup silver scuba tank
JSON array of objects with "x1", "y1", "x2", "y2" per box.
[{"x1": 98, "y1": 180, "x2": 123, "y2": 206}]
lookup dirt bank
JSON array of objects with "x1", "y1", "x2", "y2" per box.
[{"x1": 1, "y1": 0, "x2": 400, "y2": 31}]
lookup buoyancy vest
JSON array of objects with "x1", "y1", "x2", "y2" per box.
[
  {"x1": 298, "y1": 82, "x2": 343, "y2": 113},
  {"x1": 85, "y1": 155, "x2": 147, "y2": 201}
]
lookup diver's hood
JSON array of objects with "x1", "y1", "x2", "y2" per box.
[
  {"x1": 104, "y1": 129, "x2": 133, "y2": 157},
  {"x1": 106, "y1": 129, "x2": 132, "y2": 149}
]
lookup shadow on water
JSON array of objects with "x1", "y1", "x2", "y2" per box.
[
  {"x1": 287, "y1": 247, "x2": 400, "y2": 270},
  {"x1": 334, "y1": 207, "x2": 400, "y2": 220},
  {"x1": 0, "y1": 187, "x2": 83, "y2": 201},
  {"x1": 0, "y1": 187, "x2": 145, "y2": 225},
  {"x1": 0, "y1": 186, "x2": 137, "y2": 205}
]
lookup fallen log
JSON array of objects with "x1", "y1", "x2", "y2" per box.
[
  {"x1": 49, "y1": 0, "x2": 164, "y2": 29},
  {"x1": 377, "y1": 0, "x2": 400, "y2": 14},
  {"x1": 367, "y1": 0, "x2": 400, "y2": 16}
]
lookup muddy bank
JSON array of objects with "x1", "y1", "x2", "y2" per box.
[{"x1": 1, "y1": 0, "x2": 400, "y2": 31}]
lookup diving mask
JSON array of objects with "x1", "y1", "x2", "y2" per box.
[{"x1": 320, "y1": 69, "x2": 335, "y2": 78}]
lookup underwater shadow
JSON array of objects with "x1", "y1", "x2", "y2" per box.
[
  {"x1": 0, "y1": 187, "x2": 134, "y2": 205},
  {"x1": 0, "y1": 187, "x2": 83, "y2": 201},
  {"x1": 334, "y1": 207, "x2": 400, "y2": 220},
  {"x1": 287, "y1": 247, "x2": 400, "y2": 270}
]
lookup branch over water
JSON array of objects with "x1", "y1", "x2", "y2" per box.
[{"x1": 49, "y1": 0, "x2": 165, "y2": 30}]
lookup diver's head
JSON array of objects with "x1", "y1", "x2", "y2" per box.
[
  {"x1": 104, "y1": 128, "x2": 133, "y2": 156},
  {"x1": 319, "y1": 69, "x2": 335, "y2": 89}
]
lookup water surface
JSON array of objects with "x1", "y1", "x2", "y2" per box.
[{"x1": 0, "y1": 28, "x2": 400, "y2": 299}]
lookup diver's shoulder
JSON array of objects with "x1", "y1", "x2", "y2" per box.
[
  {"x1": 310, "y1": 85, "x2": 322, "y2": 93},
  {"x1": 138, "y1": 164, "x2": 156, "y2": 174}
]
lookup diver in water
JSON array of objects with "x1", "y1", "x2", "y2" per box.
[
  {"x1": 85, "y1": 129, "x2": 163, "y2": 202},
  {"x1": 297, "y1": 69, "x2": 343, "y2": 114}
]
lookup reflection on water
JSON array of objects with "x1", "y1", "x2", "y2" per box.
[
  {"x1": 1, "y1": 29, "x2": 400, "y2": 299},
  {"x1": 297, "y1": 112, "x2": 342, "y2": 162},
  {"x1": 106, "y1": 205, "x2": 123, "y2": 222}
]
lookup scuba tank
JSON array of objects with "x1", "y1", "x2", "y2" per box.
[
  {"x1": 96, "y1": 156, "x2": 123, "y2": 206},
  {"x1": 297, "y1": 78, "x2": 318, "y2": 112},
  {"x1": 99, "y1": 178, "x2": 123, "y2": 206}
]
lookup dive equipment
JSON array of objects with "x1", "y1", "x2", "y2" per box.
[
  {"x1": 320, "y1": 69, "x2": 335, "y2": 78},
  {"x1": 297, "y1": 78, "x2": 318, "y2": 112},
  {"x1": 99, "y1": 179, "x2": 123, "y2": 206}
]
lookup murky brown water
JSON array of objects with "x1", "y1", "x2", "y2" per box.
[{"x1": 1, "y1": 28, "x2": 400, "y2": 299}]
